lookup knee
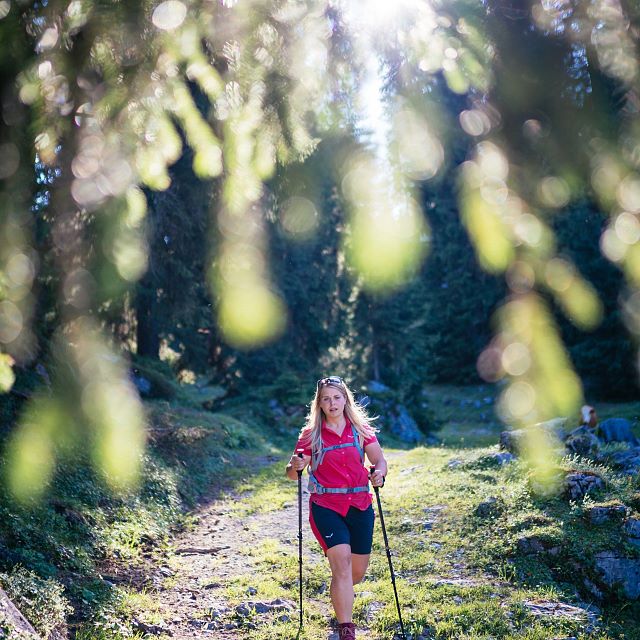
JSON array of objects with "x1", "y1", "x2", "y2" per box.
[{"x1": 330, "y1": 555, "x2": 352, "y2": 580}]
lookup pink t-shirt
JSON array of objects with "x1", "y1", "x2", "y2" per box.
[{"x1": 295, "y1": 419, "x2": 378, "y2": 516}]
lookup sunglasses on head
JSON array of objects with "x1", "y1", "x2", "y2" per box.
[{"x1": 317, "y1": 376, "x2": 344, "y2": 390}]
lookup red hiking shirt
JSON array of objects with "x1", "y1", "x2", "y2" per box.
[{"x1": 295, "y1": 420, "x2": 378, "y2": 516}]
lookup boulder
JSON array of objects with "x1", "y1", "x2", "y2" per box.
[
  {"x1": 565, "y1": 431, "x2": 600, "y2": 457},
  {"x1": 0, "y1": 587, "x2": 41, "y2": 639},
  {"x1": 517, "y1": 535, "x2": 547, "y2": 555},
  {"x1": 623, "y1": 517, "x2": 640, "y2": 539},
  {"x1": 604, "y1": 447, "x2": 640, "y2": 475},
  {"x1": 131, "y1": 372, "x2": 152, "y2": 395},
  {"x1": 500, "y1": 420, "x2": 565, "y2": 455},
  {"x1": 598, "y1": 418, "x2": 640, "y2": 446},
  {"x1": 387, "y1": 405, "x2": 423, "y2": 443},
  {"x1": 586, "y1": 505, "x2": 627, "y2": 525},
  {"x1": 491, "y1": 452, "x2": 515, "y2": 465},
  {"x1": 594, "y1": 552, "x2": 640, "y2": 599},
  {"x1": 500, "y1": 429, "x2": 526, "y2": 454},
  {"x1": 564, "y1": 472, "x2": 605, "y2": 501}
]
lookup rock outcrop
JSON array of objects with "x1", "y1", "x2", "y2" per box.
[{"x1": 0, "y1": 587, "x2": 41, "y2": 639}]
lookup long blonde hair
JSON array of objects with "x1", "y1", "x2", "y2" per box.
[{"x1": 298, "y1": 379, "x2": 377, "y2": 463}]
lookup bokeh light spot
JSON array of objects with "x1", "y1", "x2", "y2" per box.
[
  {"x1": 152, "y1": 0, "x2": 187, "y2": 31},
  {"x1": 601, "y1": 226, "x2": 627, "y2": 262},
  {"x1": 459, "y1": 109, "x2": 491, "y2": 136},
  {"x1": 617, "y1": 175, "x2": 640, "y2": 212},
  {"x1": 615, "y1": 211, "x2": 640, "y2": 244},
  {"x1": 218, "y1": 285, "x2": 287, "y2": 348},
  {"x1": 280, "y1": 197, "x2": 319, "y2": 240},
  {"x1": 0, "y1": 300, "x2": 23, "y2": 343},
  {"x1": 504, "y1": 381, "x2": 536, "y2": 418},
  {"x1": 538, "y1": 176, "x2": 570, "y2": 208},
  {"x1": 502, "y1": 342, "x2": 531, "y2": 376}
]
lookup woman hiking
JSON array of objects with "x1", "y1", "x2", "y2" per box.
[{"x1": 286, "y1": 376, "x2": 387, "y2": 640}]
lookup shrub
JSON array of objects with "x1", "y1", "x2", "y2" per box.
[{"x1": 0, "y1": 566, "x2": 72, "y2": 638}]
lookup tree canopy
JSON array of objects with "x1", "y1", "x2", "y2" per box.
[{"x1": 1, "y1": 0, "x2": 640, "y2": 498}]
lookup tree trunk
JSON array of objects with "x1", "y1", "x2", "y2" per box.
[{"x1": 135, "y1": 281, "x2": 160, "y2": 359}]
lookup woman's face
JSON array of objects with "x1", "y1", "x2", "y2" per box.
[{"x1": 318, "y1": 384, "x2": 346, "y2": 420}]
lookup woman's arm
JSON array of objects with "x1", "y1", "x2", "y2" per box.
[{"x1": 364, "y1": 441, "x2": 387, "y2": 487}]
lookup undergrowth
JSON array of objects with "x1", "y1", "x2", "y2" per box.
[{"x1": 2, "y1": 378, "x2": 640, "y2": 639}]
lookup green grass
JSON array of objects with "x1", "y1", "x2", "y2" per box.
[
  {"x1": 2, "y1": 382, "x2": 640, "y2": 638},
  {"x1": 204, "y1": 440, "x2": 640, "y2": 639},
  {"x1": 0, "y1": 396, "x2": 289, "y2": 639}
]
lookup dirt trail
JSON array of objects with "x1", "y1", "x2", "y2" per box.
[
  {"x1": 149, "y1": 482, "x2": 330, "y2": 639},
  {"x1": 141, "y1": 451, "x2": 413, "y2": 640}
]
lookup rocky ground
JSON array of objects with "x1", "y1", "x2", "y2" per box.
[
  {"x1": 127, "y1": 447, "x2": 610, "y2": 640},
  {"x1": 138, "y1": 483, "x2": 332, "y2": 639}
]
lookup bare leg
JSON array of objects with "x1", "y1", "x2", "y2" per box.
[
  {"x1": 326, "y1": 544, "x2": 354, "y2": 623},
  {"x1": 351, "y1": 553, "x2": 370, "y2": 585}
]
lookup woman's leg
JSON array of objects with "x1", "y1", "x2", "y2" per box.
[
  {"x1": 351, "y1": 553, "x2": 370, "y2": 585},
  {"x1": 346, "y1": 505, "x2": 375, "y2": 586},
  {"x1": 326, "y1": 543, "x2": 354, "y2": 622}
]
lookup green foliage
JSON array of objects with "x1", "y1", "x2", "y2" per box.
[
  {"x1": 553, "y1": 204, "x2": 638, "y2": 400},
  {"x1": 0, "y1": 397, "x2": 279, "y2": 636},
  {"x1": 0, "y1": 566, "x2": 72, "y2": 638}
]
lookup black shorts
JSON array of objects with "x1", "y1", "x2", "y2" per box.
[{"x1": 310, "y1": 502, "x2": 375, "y2": 554}]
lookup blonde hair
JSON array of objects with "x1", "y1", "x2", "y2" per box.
[{"x1": 298, "y1": 379, "x2": 377, "y2": 463}]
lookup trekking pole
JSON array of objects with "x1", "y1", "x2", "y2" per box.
[
  {"x1": 296, "y1": 449, "x2": 304, "y2": 629},
  {"x1": 370, "y1": 466, "x2": 406, "y2": 640}
]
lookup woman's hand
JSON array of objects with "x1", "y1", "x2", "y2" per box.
[
  {"x1": 290, "y1": 453, "x2": 310, "y2": 472},
  {"x1": 286, "y1": 452, "x2": 310, "y2": 479},
  {"x1": 364, "y1": 441, "x2": 387, "y2": 487},
  {"x1": 369, "y1": 468, "x2": 385, "y2": 488}
]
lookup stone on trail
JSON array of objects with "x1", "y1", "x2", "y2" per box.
[
  {"x1": 235, "y1": 598, "x2": 294, "y2": 617},
  {"x1": 133, "y1": 619, "x2": 173, "y2": 636}
]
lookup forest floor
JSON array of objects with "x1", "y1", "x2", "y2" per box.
[
  {"x1": 134, "y1": 440, "x2": 637, "y2": 640},
  {"x1": 5, "y1": 384, "x2": 639, "y2": 640}
]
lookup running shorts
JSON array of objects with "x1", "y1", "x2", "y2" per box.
[{"x1": 309, "y1": 502, "x2": 375, "y2": 554}]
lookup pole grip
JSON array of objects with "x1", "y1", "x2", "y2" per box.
[
  {"x1": 296, "y1": 449, "x2": 304, "y2": 477},
  {"x1": 369, "y1": 465, "x2": 385, "y2": 488}
]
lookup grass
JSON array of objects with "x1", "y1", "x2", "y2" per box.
[
  {"x1": 2, "y1": 381, "x2": 640, "y2": 638},
  {"x1": 208, "y1": 442, "x2": 639, "y2": 639},
  {"x1": 0, "y1": 397, "x2": 287, "y2": 639}
]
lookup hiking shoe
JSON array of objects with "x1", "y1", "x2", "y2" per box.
[{"x1": 338, "y1": 622, "x2": 356, "y2": 639}]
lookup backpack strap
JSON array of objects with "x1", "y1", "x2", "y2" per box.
[{"x1": 308, "y1": 423, "x2": 368, "y2": 495}]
